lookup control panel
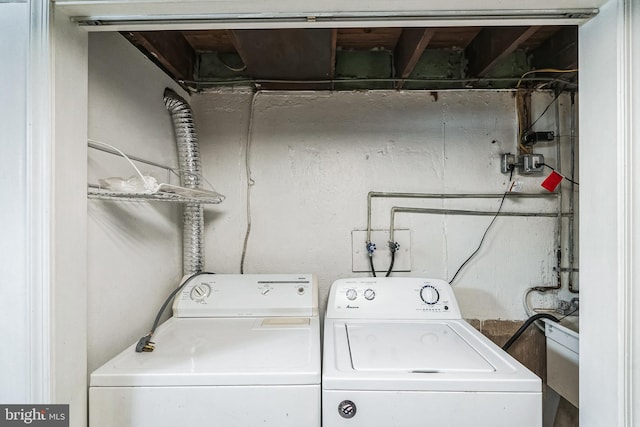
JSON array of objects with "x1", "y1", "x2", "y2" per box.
[
  {"x1": 326, "y1": 277, "x2": 462, "y2": 320},
  {"x1": 172, "y1": 274, "x2": 318, "y2": 318}
]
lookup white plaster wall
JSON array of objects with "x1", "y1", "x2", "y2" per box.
[
  {"x1": 192, "y1": 89, "x2": 577, "y2": 320},
  {"x1": 86, "y1": 32, "x2": 189, "y2": 372},
  {"x1": 0, "y1": 2, "x2": 30, "y2": 403}
]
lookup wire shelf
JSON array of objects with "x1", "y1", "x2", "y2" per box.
[
  {"x1": 88, "y1": 184, "x2": 224, "y2": 204},
  {"x1": 87, "y1": 140, "x2": 225, "y2": 204}
]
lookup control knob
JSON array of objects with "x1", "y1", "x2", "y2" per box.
[
  {"x1": 345, "y1": 288, "x2": 358, "y2": 301},
  {"x1": 364, "y1": 288, "x2": 376, "y2": 301},
  {"x1": 190, "y1": 283, "x2": 211, "y2": 301},
  {"x1": 420, "y1": 285, "x2": 440, "y2": 305}
]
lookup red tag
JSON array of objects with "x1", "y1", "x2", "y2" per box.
[{"x1": 541, "y1": 170, "x2": 563, "y2": 192}]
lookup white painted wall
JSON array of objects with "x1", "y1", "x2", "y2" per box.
[
  {"x1": 86, "y1": 32, "x2": 189, "y2": 372},
  {"x1": 0, "y1": 2, "x2": 30, "y2": 403},
  {"x1": 191, "y1": 89, "x2": 577, "y2": 320}
]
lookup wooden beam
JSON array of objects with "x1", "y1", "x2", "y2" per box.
[
  {"x1": 229, "y1": 29, "x2": 334, "y2": 89},
  {"x1": 121, "y1": 31, "x2": 195, "y2": 82},
  {"x1": 465, "y1": 26, "x2": 540, "y2": 77},
  {"x1": 394, "y1": 28, "x2": 436, "y2": 89},
  {"x1": 531, "y1": 26, "x2": 578, "y2": 71},
  {"x1": 336, "y1": 28, "x2": 402, "y2": 50},
  {"x1": 330, "y1": 29, "x2": 338, "y2": 80}
]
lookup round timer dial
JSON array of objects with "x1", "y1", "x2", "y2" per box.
[
  {"x1": 345, "y1": 288, "x2": 358, "y2": 301},
  {"x1": 190, "y1": 283, "x2": 211, "y2": 301},
  {"x1": 364, "y1": 288, "x2": 376, "y2": 301},
  {"x1": 420, "y1": 285, "x2": 440, "y2": 305}
]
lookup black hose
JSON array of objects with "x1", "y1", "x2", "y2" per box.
[
  {"x1": 368, "y1": 255, "x2": 377, "y2": 277},
  {"x1": 502, "y1": 313, "x2": 559, "y2": 352},
  {"x1": 385, "y1": 250, "x2": 395, "y2": 277}
]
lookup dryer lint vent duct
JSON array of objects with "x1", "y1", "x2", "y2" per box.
[{"x1": 164, "y1": 88, "x2": 204, "y2": 275}]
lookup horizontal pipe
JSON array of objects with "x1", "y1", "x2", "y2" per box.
[
  {"x1": 367, "y1": 191, "x2": 559, "y2": 243},
  {"x1": 389, "y1": 206, "x2": 570, "y2": 243},
  {"x1": 370, "y1": 191, "x2": 559, "y2": 199},
  {"x1": 392, "y1": 206, "x2": 568, "y2": 217},
  {"x1": 182, "y1": 77, "x2": 579, "y2": 88},
  {"x1": 88, "y1": 140, "x2": 175, "y2": 173}
]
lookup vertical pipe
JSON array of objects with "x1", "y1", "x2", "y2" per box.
[
  {"x1": 554, "y1": 91, "x2": 563, "y2": 289},
  {"x1": 568, "y1": 92, "x2": 578, "y2": 293}
]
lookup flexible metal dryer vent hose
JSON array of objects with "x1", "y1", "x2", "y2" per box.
[{"x1": 163, "y1": 88, "x2": 204, "y2": 275}]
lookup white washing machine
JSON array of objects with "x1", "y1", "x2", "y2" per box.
[
  {"x1": 323, "y1": 277, "x2": 541, "y2": 427},
  {"x1": 90, "y1": 274, "x2": 320, "y2": 427}
]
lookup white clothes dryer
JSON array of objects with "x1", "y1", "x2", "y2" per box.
[
  {"x1": 322, "y1": 277, "x2": 541, "y2": 427},
  {"x1": 90, "y1": 274, "x2": 320, "y2": 427}
]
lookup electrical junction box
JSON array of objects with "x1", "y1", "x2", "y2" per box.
[
  {"x1": 351, "y1": 229, "x2": 411, "y2": 273},
  {"x1": 501, "y1": 153, "x2": 517, "y2": 174},
  {"x1": 522, "y1": 153, "x2": 544, "y2": 173},
  {"x1": 501, "y1": 153, "x2": 544, "y2": 174}
]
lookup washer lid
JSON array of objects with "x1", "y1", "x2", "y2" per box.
[
  {"x1": 90, "y1": 317, "x2": 320, "y2": 387},
  {"x1": 346, "y1": 322, "x2": 494, "y2": 373}
]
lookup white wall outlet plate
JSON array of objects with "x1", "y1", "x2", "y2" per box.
[{"x1": 351, "y1": 229, "x2": 411, "y2": 273}]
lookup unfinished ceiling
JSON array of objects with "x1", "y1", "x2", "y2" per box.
[{"x1": 121, "y1": 26, "x2": 578, "y2": 92}]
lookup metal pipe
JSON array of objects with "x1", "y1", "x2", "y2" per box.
[
  {"x1": 388, "y1": 206, "x2": 570, "y2": 243},
  {"x1": 367, "y1": 191, "x2": 559, "y2": 243},
  {"x1": 164, "y1": 88, "x2": 204, "y2": 275},
  {"x1": 568, "y1": 92, "x2": 578, "y2": 293},
  {"x1": 181, "y1": 77, "x2": 580, "y2": 89},
  {"x1": 554, "y1": 93, "x2": 563, "y2": 290},
  {"x1": 88, "y1": 140, "x2": 175, "y2": 173}
]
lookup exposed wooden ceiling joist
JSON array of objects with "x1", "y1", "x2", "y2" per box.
[
  {"x1": 330, "y1": 29, "x2": 338, "y2": 80},
  {"x1": 336, "y1": 28, "x2": 402, "y2": 50},
  {"x1": 394, "y1": 28, "x2": 436, "y2": 89},
  {"x1": 465, "y1": 26, "x2": 541, "y2": 77},
  {"x1": 531, "y1": 26, "x2": 579, "y2": 71},
  {"x1": 123, "y1": 26, "x2": 578, "y2": 92},
  {"x1": 428, "y1": 27, "x2": 481, "y2": 49},
  {"x1": 121, "y1": 31, "x2": 195, "y2": 83},
  {"x1": 182, "y1": 30, "x2": 236, "y2": 53},
  {"x1": 229, "y1": 29, "x2": 334, "y2": 89}
]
